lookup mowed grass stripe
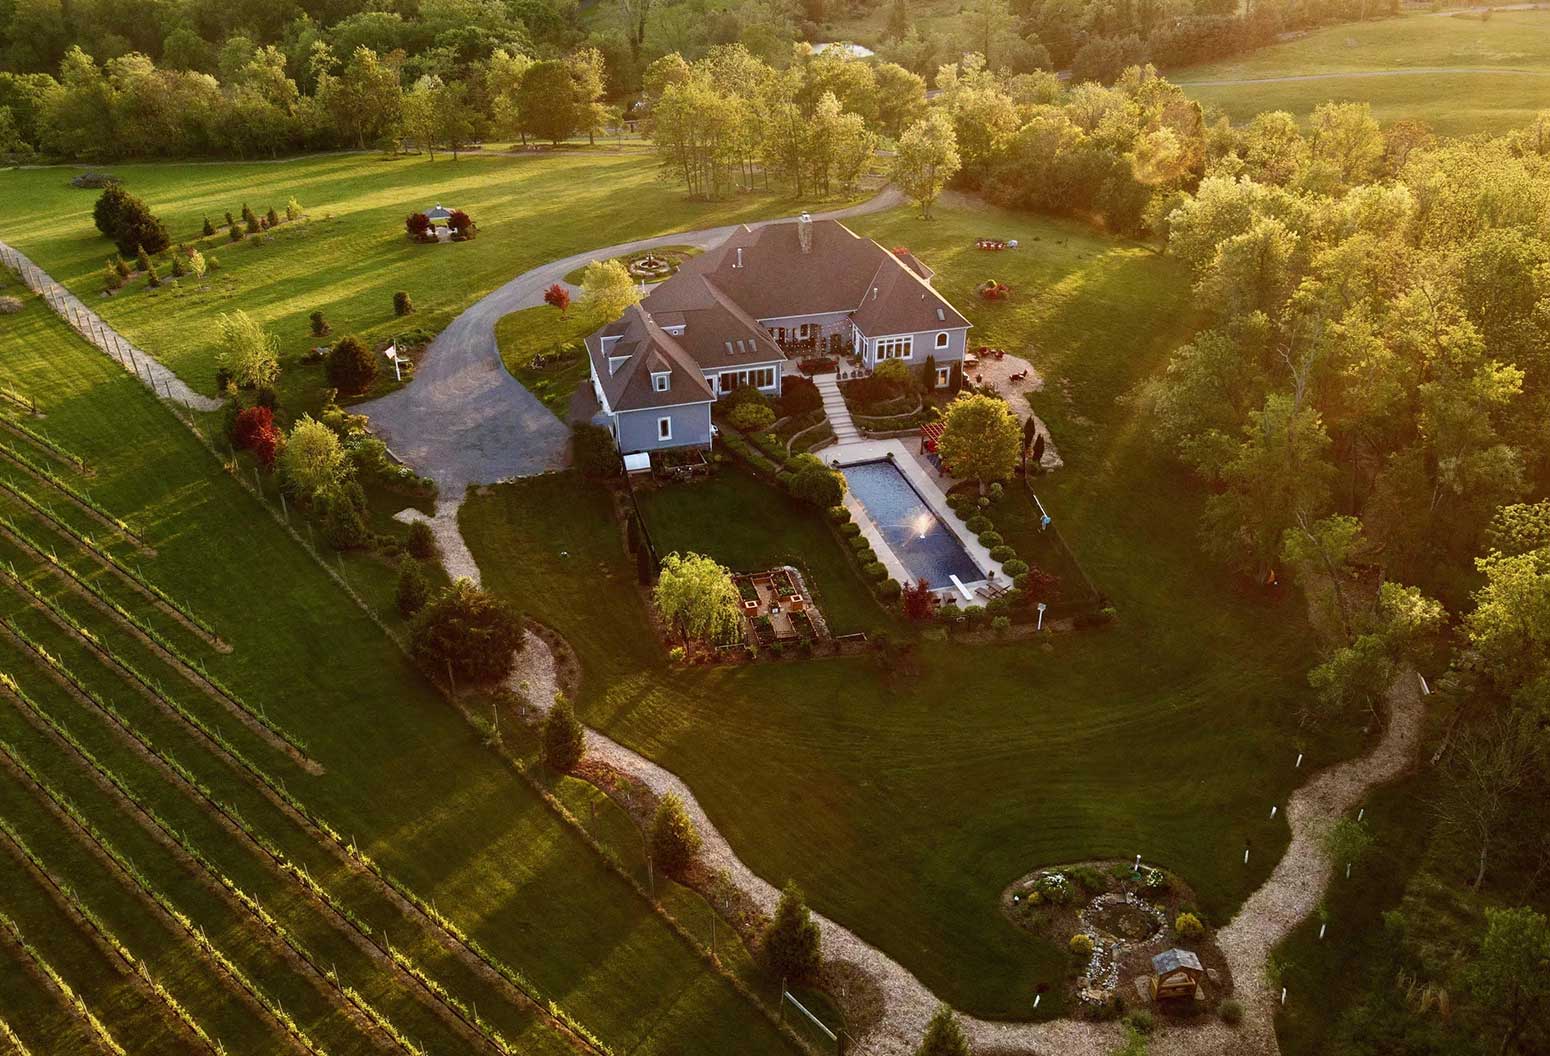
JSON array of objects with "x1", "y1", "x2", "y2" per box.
[{"x1": 0, "y1": 252, "x2": 797, "y2": 1055}]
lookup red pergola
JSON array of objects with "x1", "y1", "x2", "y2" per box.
[{"x1": 920, "y1": 420, "x2": 945, "y2": 453}]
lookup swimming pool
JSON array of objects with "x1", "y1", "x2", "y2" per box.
[{"x1": 839, "y1": 460, "x2": 982, "y2": 589}]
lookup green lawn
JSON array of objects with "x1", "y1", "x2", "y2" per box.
[
  {"x1": 0, "y1": 268, "x2": 798, "y2": 1055},
  {"x1": 463, "y1": 200, "x2": 1367, "y2": 1020},
  {"x1": 494, "y1": 305, "x2": 597, "y2": 419},
  {"x1": 0, "y1": 152, "x2": 852, "y2": 418},
  {"x1": 1172, "y1": 11, "x2": 1550, "y2": 135},
  {"x1": 634, "y1": 468, "x2": 891, "y2": 636}
]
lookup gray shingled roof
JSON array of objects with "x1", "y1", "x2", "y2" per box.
[
  {"x1": 585, "y1": 305, "x2": 715, "y2": 412},
  {"x1": 1151, "y1": 949, "x2": 1203, "y2": 974}
]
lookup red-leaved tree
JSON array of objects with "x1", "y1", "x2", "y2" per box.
[
  {"x1": 448, "y1": 210, "x2": 473, "y2": 236},
  {"x1": 901, "y1": 578, "x2": 935, "y2": 621},
  {"x1": 544, "y1": 283, "x2": 571, "y2": 318},
  {"x1": 405, "y1": 212, "x2": 431, "y2": 238},
  {"x1": 231, "y1": 405, "x2": 280, "y2": 469}
]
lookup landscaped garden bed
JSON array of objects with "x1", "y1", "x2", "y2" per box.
[{"x1": 1002, "y1": 861, "x2": 1232, "y2": 1021}]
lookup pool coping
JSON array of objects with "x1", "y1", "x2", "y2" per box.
[{"x1": 827, "y1": 439, "x2": 1007, "y2": 606}]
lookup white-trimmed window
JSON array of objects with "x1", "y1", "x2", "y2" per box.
[
  {"x1": 652, "y1": 371, "x2": 670, "y2": 392},
  {"x1": 935, "y1": 331, "x2": 949, "y2": 349},
  {"x1": 754, "y1": 367, "x2": 776, "y2": 388},
  {"x1": 936, "y1": 366, "x2": 950, "y2": 388},
  {"x1": 657, "y1": 417, "x2": 672, "y2": 441},
  {"x1": 874, "y1": 336, "x2": 913, "y2": 361}
]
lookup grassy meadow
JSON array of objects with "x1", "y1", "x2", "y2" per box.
[
  {"x1": 0, "y1": 152, "x2": 852, "y2": 416},
  {"x1": 1174, "y1": 10, "x2": 1550, "y2": 135},
  {"x1": 0, "y1": 268, "x2": 798, "y2": 1055},
  {"x1": 462, "y1": 200, "x2": 1367, "y2": 1020}
]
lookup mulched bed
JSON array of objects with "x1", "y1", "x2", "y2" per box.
[{"x1": 1001, "y1": 860, "x2": 1232, "y2": 1022}]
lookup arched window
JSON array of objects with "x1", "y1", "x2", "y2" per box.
[{"x1": 935, "y1": 331, "x2": 949, "y2": 348}]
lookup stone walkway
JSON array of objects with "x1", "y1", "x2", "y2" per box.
[
  {"x1": 815, "y1": 374, "x2": 862, "y2": 444},
  {"x1": 0, "y1": 241, "x2": 222, "y2": 412}
]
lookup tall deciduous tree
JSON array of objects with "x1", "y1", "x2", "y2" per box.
[
  {"x1": 217, "y1": 310, "x2": 280, "y2": 390},
  {"x1": 579, "y1": 258, "x2": 642, "y2": 321},
  {"x1": 938, "y1": 393, "x2": 1020, "y2": 493},
  {"x1": 517, "y1": 60, "x2": 578, "y2": 145},
  {"x1": 278, "y1": 414, "x2": 346, "y2": 499},
  {"x1": 653, "y1": 552, "x2": 741, "y2": 646},
  {"x1": 892, "y1": 111, "x2": 960, "y2": 218},
  {"x1": 1467, "y1": 906, "x2": 1550, "y2": 1055}
]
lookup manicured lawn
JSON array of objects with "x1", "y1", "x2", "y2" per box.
[
  {"x1": 0, "y1": 152, "x2": 853, "y2": 418},
  {"x1": 634, "y1": 468, "x2": 891, "y2": 636},
  {"x1": 463, "y1": 201, "x2": 1367, "y2": 1019},
  {"x1": 494, "y1": 305, "x2": 597, "y2": 419},
  {"x1": 0, "y1": 272, "x2": 798, "y2": 1055},
  {"x1": 1172, "y1": 11, "x2": 1550, "y2": 135}
]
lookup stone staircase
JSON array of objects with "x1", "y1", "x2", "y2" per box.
[{"x1": 814, "y1": 374, "x2": 861, "y2": 446}]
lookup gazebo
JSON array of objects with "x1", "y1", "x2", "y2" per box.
[
  {"x1": 426, "y1": 204, "x2": 455, "y2": 228},
  {"x1": 1151, "y1": 948, "x2": 1204, "y2": 1001}
]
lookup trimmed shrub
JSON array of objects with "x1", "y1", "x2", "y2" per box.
[
  {"x1": 849, "y1": 535, "x2": 871, "y2": 552},
  {"x1": 991, "y1": 615, "x2": 1010, "y2": 633},
  {"x1": 265, "y1": 206, "x2": 280, "y2": 227},
  {"x1": 543, "y1": 697, "x2": 585, "y2": 771},
  {"x1": 229, "y1": 222, "x2": 244, "y2": 242},
  {"x1": 728, "y1": 401, "x2": 775, "y2": 432},
  {"x1": 863, "y1": 561, "x2": 888, "y2": 581},
  {"x1": 1069, "y1": 933, "x2": 1094, "y2": 956},
  {"x1": 840, "y1": 522, "x2": 862, "y2": 538},
  {"x1": 989, "y1": 545, "x2": 1016, "y2": 562},
  {"x1": 651, "y1": 793, "x2": 701, "y2": 877},
  {"x1": 395, "y1": 558, "x2": 430, "y2": 616},
  {"x1": 827, "y1": 505, "x2": 851, "y2": 524},
  {"x1": 322, "y1": 489, "x2": 369, "y2": 550},
  {"x1": 789, "y1": 464, "x2": 844, "y2": 507},
  {"x1": 411, "y1": 579, "x2": 524, "y2": 684},
  {"x1": 202, "y1": 216, "x2": 216, "y2": 236},
  {"x1": 1003, "y1": 559, "x2": 1029, "y2": 577},
  {"x1": 394, "y1": 290, "x2": 414, "y2": 316},
  {"x1": 977, "y1": 530, "x2": 1003, "y2": 547},
  {"x1": 778, "y1": 375, "x2": 823, "y2": 416},
  {"x1": 407, "y1": 520, "x2": 437, "y2": 560},
  {"x1": 1220, "y1": 999, "x2": 1243, "y2": 1026},
  {"x1": 965, "y1": 514, "x2": 993, "y2": 533},
  {"x1": 1175, "y1": 912, "x2": 1204, "y2": 939},
  {"x1": 326, "y1": 335, "x2": 377, "y2": 394},
  {"x1": 876, "y1": 578, "x2": 902, "y2": 600},
  {"x1": 309, "y1": 310, "x2": 329, "y2": 336}
]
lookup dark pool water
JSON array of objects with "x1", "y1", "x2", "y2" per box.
[{"x1": 839, "y1": 460, "x2": 982, "y2": 589}]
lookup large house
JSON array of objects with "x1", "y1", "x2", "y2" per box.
[{"x1": 585, "y1": 213, "x2": 971, "y2": 456}]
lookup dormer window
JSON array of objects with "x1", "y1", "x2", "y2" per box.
[
  {"x1": 608, "y1": 355, "x2": 629, "y2": 376},
  {"x1": 652, "y1": 371, "x2": 671, "y2": 392}
]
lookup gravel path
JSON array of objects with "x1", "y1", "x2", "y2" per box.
[
  {"x1": 0, "y1": 241, "x2": 222, "y2": 412},
  {"x1": 356, "y1": 187, "x2": 904, "y2": 497}
]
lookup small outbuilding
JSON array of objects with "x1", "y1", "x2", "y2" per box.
[
  {"x1": 1151, "y1": 948, "x2": 1204, "y2": 1001},
  {"x1": 426, "y1": 204, "x2": 455, "y2": 228}
]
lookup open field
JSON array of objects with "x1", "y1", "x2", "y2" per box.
[
  {"x1": 462, "y1": 200, "x2": 1366, "y2": 1020},
  {"x1": 0, "y1": 152, "x2": 854, "y2": 416},
  {"x1": 0, "y1": 269, "x2": 798, "y2": 1055},
  {"x1": 1174, "y1": 10, "x2": 1550, "y2": 135}
]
